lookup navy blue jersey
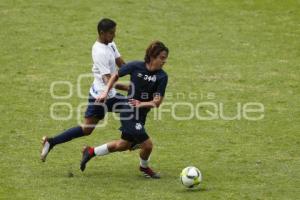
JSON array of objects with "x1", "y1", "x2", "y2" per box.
[{"x1": 118, "y1": 61, "x2": 168, "y2": 102}]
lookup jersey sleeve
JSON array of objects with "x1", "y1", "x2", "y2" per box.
[
  {"x1": 93, "y1": 52, "x2": 111, "y2": 75},
  {"x1": 155, "y1": 75, "x2": 168, "y2": 97},
  {"x1": 118, "y1": 62, "x2": 135, "y2": 77},
  {"x1": 109, "y1": 42, "x2": 121, "y2": 58}
]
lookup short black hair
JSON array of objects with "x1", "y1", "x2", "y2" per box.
[
  {"x1": 97, "y1": 18, "x2": 116, "y2": 34},
  {"x1": 144, "y1": 41, "x2": 169, "y2": 63}
]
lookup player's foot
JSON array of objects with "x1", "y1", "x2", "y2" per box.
[
  {"x1": 80, "y1": 146, "x2": 95, "y2": 172},
  {"x1": 139, "y1": 166, "x2": 160, "y2": 179},
  {"x1": 40, "y1": 136, "x2": 53, "y2": 162}
]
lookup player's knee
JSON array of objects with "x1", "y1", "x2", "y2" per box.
[
  {"x1": 107, "y1": 142, "x2": 118, "y2": 152},
  {"x1": 82, "y1": 117, "x2": 100, "y2": 135},
  {"x1": 116, "y1": 140, "x2": 130, "y2": 151},
  {"x1": 142, "y1": 139, "x2": 153, "y2": 151},
  {"x1": 82, "y1": 127, "x2": 94, "y2": 135}
]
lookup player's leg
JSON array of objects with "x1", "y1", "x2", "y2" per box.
[
  {"x1": 139, "y1": 138, "x2": 153, "y2": 162},
  {"x1": 81, "y1": 117, "x2": 101, "y2": 135},
  {"x1": 40, "y1": 96, "x2": 106, "y2": 162},
  {"x1": 139, "y1": 138, "x2": 160, "y2": 179},
  {"x1": 119, "y1": 110, "x2": 160, "y2": 178},
  {"x1": 50, "y1": 117, "x2": 99, "y2": 145},
  {"x1": 80, "y1": 139, "x2": 132, "y2": 171},
  {"x1": 40, "y1": 117, "x2": 100, "y2": 162}
]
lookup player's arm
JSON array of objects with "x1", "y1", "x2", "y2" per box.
[
  {"x1": 96, "y1": 63, "x2": 134, "y2": 102},
  {"x1": 113, "y1": 47, "x2": 128, "y2": 91},
  {"x1": 129, "y1": 95, "x2": 164, "y2": 108},
  {"x1": 114, "y1": 56, "x2": 129, "y2": 91},
  {"x1": 98, "y1": 54, "x2": 127, "y2": 92},
  {"x1": 129, "y1": 75, "x2": 168, "y2": 108},
  {"x1": 101, "y1": 72, "x2": 128, "y2": 91},
  {"x1": 111, "y1": 41, "x2": 125, "y2": 68},
  {"x1": 101, "y1": 73, "x2": 111, "y2": 85},
  {"x1": 96, "y1": 73, "x2": 119, "y2": 102},
  {"x1": 114, "y1": 82, "x2": 129, "y2": 91},
  {"x1": 115, "y1": 57, "x2": 125, "y2": 68}
]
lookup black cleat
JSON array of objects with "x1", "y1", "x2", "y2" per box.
[
  {"x1": 139, "y1": 166, "x2": 160, "y2": 179},
  {"x1": 80, "y1": 146, "x2": 94, "y2": 172}
]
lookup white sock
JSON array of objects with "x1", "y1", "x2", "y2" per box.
[
  {"x1": 140, "y1": 158, "x2": 149, "y2": 168},
  {"x1": 94, "y1": 144, "x2": 110, "y2": 156}
]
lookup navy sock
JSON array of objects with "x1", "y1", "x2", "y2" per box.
[{"x1": 50, "y1": 126, "x2": 84, "y2": 146}]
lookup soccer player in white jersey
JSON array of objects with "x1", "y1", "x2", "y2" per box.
[{"x1": 40, "y1": 18, "x2": 128, "y2": 162}]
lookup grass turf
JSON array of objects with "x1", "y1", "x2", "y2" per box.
[{"x1": 0, "y1": 0, "x2": 299, "y2": 199}]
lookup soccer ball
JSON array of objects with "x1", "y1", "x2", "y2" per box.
[{"x1": 180, "y1": 166, "x2": 202, "y2": 188}]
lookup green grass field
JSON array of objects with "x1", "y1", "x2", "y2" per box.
[{"x1": 0, "y1": 0, "x2": 299, "y2": 199}]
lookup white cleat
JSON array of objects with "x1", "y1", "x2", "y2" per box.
[{"x1": 40, "y1": 136, "x2": 52, "y2": 162}]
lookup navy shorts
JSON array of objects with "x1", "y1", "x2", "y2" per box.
[
  {"x1": 85, "y1": 94, "x2": 150, "y2": 144},
  {"x1": 119, "y1": 106, "x2": 150, "y2": 144},
  {"x1": 84, "y1": 93, "x2": 128, "y2": 119}
]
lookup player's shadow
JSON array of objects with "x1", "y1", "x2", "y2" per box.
[{"x1": 179, "y1": 187, "x2": 207, "y2": 193}]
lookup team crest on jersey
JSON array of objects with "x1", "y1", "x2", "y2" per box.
[
  {"x1": 137, "y1": 73, "x2": 143, "y2": 78},
  {"x1": 135, "y1": 123, "x2": 142, "y2": 130}
]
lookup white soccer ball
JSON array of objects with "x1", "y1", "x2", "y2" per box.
[{"x1": 180, "y1": 166, "x2": 202, "y2": 188}]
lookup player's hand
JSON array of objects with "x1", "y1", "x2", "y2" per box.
[
  {"x1": 95, "y1": 92, "x2": 108, "y2": 103},
  {"x1": 129, "y1": 98, "x2": 141, "y2": 107}
]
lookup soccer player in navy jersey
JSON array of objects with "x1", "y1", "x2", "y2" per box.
[
  {"x1": 40, "y1": 18, "x2": 129, "y2": 162},
  {"x1": 80, "y1": 41, "x2": 169, "y2": 179}
]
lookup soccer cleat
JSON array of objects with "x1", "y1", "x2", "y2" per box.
[
  {"x1": 139, "y1": 166, "x2": 160, "y2": 179},
  {"x1": 40, "y1": 136, "x2": 53, "y2": 162},
  {"x1": 80, "y1": 146, "x2": 94, "y2": 172}
]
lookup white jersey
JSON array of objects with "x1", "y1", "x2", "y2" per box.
[{"x1": 89, "y1": 41, "x2": 121, "y2": 98}]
